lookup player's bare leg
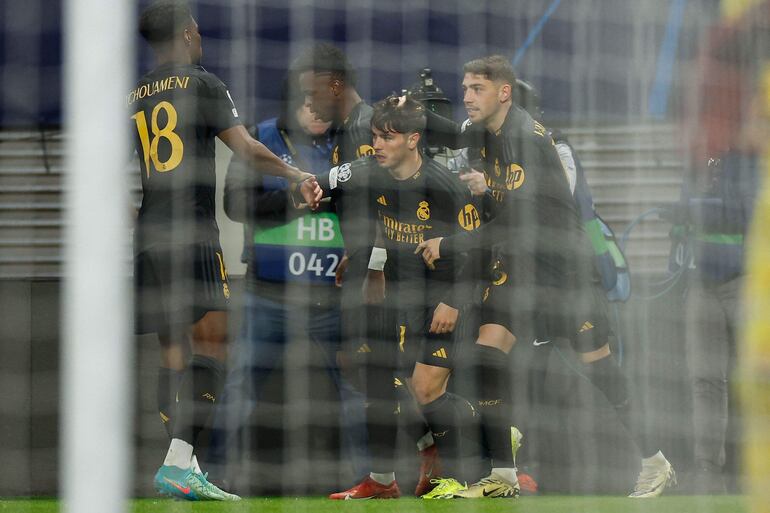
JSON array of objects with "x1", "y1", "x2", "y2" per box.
[{"x1": 409, "y1": 364, "x2": 461, "y2": 498}]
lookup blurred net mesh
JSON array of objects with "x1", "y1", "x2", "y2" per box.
[{"x1": 2, "y1": 0, "x2": 770, "y2": 507}]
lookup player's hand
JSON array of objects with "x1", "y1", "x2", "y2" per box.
[
  {"x1": 414, "y1": 237, "x2": 442, "y2": 269},
  {"x1": 335, "y1": 254, "x2": 349, "y2": 287},
  {"x1": 299, "y1": 176, "x2": 323, "y2": 210},
  {"x1": 430, "y1": 302, "x2": 459, "y2": 334},
  {"x1": 362, "y1": 269, "x2": 386, "y2": 304},
  {"x1": 459, "y1": 168, "x2": 488, "y2": 196}
]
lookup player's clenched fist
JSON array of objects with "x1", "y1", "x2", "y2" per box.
[
  {"x1": 459, "y1": 168, "x2": 488, "y2": 196},
  {"x1": 430, "y1": 302, "x2": 458, "y2": 334},
  {"x1": 299, "y1": 176, "x2": 323, "y2": 209},
  {"x1": 414, "y1": 237, "x2": 443, "y2": 269}
]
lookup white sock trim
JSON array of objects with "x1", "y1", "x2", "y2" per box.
[
  {"x1": 191, "y1": 454, "x2": 203, "y2": 474},
  {"x1": 163, "y1": 438, "x2": 193, "y2": 469},
  {"x1": 416, "y1": 431, "x2": 434, "y2": 451},
  {"x1": 491, "y1": 467, "x2": 518, "y2": 485},
  {"x1": 369, "y1": 472, "x2": 395, "y2": 485},
  {"x1": 642, "y1": 450, "x2": 666, "y2": 465}
]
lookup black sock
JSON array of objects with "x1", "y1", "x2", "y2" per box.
[
  {"x1": 473, "y1": 344, "x2": 514, "y2": 468},
  {"x1": 395, "y1": 381, "x2": 431, "y2": 449},
  {"x1": 364, "y1": 346, "x2": 398, "y2": 474},
  {"x1": 157, "y1": 367, "x2": 184, "y2": 439},
  {"x1": 585, "y1": 355, "x2": 657, "y2": 458},
  {"x1": 420, "y1": 392, "x2": 478, "y2": 481},
  {"x1": 172, "y1": 355, "x2": 225, "y2": 447}
]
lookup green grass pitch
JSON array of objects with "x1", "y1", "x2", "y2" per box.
[{"x1": 0, "y1": 496, "x2": 748, "y2": 513}]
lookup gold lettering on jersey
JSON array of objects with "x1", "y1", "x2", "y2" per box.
[
  {"x1": 458, "y1": 204, "x2": 480, "y2": 231},
  {"x1": 480, "y1": 147, "x2": 486, "y2": 159},
  {"x1": 533, "y1": 121, "x2": 547, "y2": 138},
  {"x1": 332, "y1": 146, "x2": 340, "y2": 165},
  {"x1": 127, "y1": 76, "x2": 190, "y2": 106},
  {"x1": 357, "y1": 144, "x2": 375, "y2": 157},
  {"x1": 494, "y1": 158, "x2": 501, "y2": 176},
  {"x1": 505, "y1": 164, "x2": 525, "y2": 190},
  {"x1": 417, "y1": 201, "x2": 431, "y2": 221},
  {"x1": 485, "y1": 170, "x2": 508, "y2": 203},
  {"x1": 380, "y1": 213, "x2": 431, "y2": 245}
]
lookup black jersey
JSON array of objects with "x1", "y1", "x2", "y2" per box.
[
  {"x1": 128, "y1": 63, "x2": 241, "y2": 249},
  {"x1": 318, "y1": 156, "x2": 476, "y2": 308},
  {"x1": 327, "y1": 101, "x2": 375, "y2": 258},
  {"x1": 439, "y1": 106, "x2": 595, "y2": 289}
]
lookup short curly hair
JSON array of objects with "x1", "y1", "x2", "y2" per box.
[
  {"x1": 292, "y1": 43, "x2": 357, "y2": 87},
  {"x1": 139, "y1": 1, "x2": 194, "y2": 46}
]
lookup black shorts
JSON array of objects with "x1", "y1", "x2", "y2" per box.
[
  {"x1": 397, "y1": 305, "x2": 457, "y2": 371},
  {"x1": 479, "y1": 258, "x2": 609, "y2": 353},
  {"x1": 134, "y1": 240, "x2": 230, "y2": 335}
]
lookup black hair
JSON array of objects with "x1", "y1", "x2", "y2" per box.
[
  {"x1": 291, "y1": 43, "x2": 357, "y2": 87},
  {"x1": 463, "y1": 55, "x2": 517, "y2": 87},
  {"x1": 371, "y1": 95, "x2": 426, "y2": 135},
  {"x1": 139, "y1": 1, "x2": 194, "y2": 46}
]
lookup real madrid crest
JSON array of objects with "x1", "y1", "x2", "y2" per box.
[{"x1": 417, "y1": 200, "x2": 430, "y2": 221}]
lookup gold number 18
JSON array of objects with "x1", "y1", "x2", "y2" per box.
[{"x1": 131, "y1": 101, "x2": 184, "y2": 177}]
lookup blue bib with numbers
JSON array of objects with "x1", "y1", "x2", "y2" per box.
[{"x1": 249, "y1": 118, "x2": 343, "y2": 284}]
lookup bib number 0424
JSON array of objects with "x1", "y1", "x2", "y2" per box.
[{"x1": 288, "y1": 252, "x2": 339, "y2": 277}]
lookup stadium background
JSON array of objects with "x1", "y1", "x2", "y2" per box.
[{"x1": 0, "y1": 0, "x2": 763, "y2": 499}]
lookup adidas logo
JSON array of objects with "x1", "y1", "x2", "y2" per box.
[
  {"x1": 357, "y1": 343, "x2": 372, "y2": 353},
  {"x1": 377, "y1": 195, "x2": 388, "y2": 206},
  {"x1": 394, "y1": 377, "x2": 403, "y2": 387},
  {"x1": 579, "y1": 321, "x2": 594, "y2": 333},
  {"x1": 432, "y1": 347, "x2": 448, "y2": 359}
]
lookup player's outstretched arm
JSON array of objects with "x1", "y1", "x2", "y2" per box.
[{"x1": 218, "y1": 125, "x2": 312, "y2": 183}]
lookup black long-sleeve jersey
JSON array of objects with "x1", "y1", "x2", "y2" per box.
[
  {"x1": 128, "y1": 63, "x2": 241, "y2": 250},
  {"x1": 328, "y1": 101, "x2": 376, "y2": 258},
  {"x1": 428, "y1": 106, "x2": 596, "y2": 290},
  {"x1": 317, "y1": 156, "x2": 478, "y2": 309}
]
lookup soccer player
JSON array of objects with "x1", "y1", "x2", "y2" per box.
[
  {"x1": 131, "y1": 1, "x2": 319, "y2": 501},
  {"x1": 416, "y1": 55, "x2": 675, "y2": 498},
  {"x1": 303, "y1": 96, "x2": 480, "y2": 499},
  {"x1": 210, "y1": 75, "x2": 370, "y2": 484},
  {"x1": 292, "y1": 45, "x2": 441, "y2": 493}
]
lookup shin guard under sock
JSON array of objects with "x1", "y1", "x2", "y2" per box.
[
  {"x1": 473, "y1": 344, "x2": 514, "y2": 468},
  {"x1": 172, "y1": 355, "x2": 225, "y2": 447},
  {"x1": 585, "y1": 354, "x2": 657, "y2": 458},
  {"x1": 157, "y1": 367, "x2": 184, "y2": 438}
]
